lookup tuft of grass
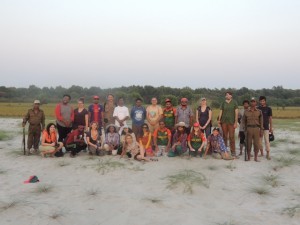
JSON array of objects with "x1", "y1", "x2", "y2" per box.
[
  {"x1": 225, "y1": 161, "x2": 236, "y2": 171},
  {"x1": 86, "y1": 188, "x2": 100, "y2": 197},
  {"x1": 207, "y1": 165, "x2": 218, "y2": 171},
  {"x1": 214, "y1": 220, "x2": 237, "y2": 225},
  {"x1": 94, "y1": 159, "x2": 126, "y2": 175},
  {"x1": 0, "y1": 168, "x2": 7, "y2": 175},
  {"x1": 288, "y1": 149, "x2": 300, "y2": 156},
  {"x1": 48, "y1": 210, "x2": 65, "y2": 220},
  {"x1": 164, "y1": 169, "x2": 209, "y2": 194},
  {"x1": 6, "y1": 149, "x2": 24, "y2": 157},
  {"x1": 0, "y1": 130, "x2": 10, "y2": 141},
  {"x1": 34, "y1": 184, "x2": 54, "y2": 194},
  {"x1": 0, "y1": 199, "x2": 20, "y2": 212},
  {"x1": 249, "y1": 186, "x2": 271, "y2": 196},
  {"x1": 128, "y1": 166, "x2": 145, "y2": 172},
  {"x1": 144, "y1": 197, "x2": 163, "y2": 204},
  {"x1": 57, "y1": 160, "x2": 70, "y2": 167},
  {"x1": 282, "y1": 204, "x2": 300, "y2": 218},
  {"x1": 274, "y1": 155, "x2": 298, "y2": 169},
  {"x1": 261, "y1": 174, "x2": 280, "y2": 188}
]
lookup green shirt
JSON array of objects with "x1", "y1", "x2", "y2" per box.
[{"x1": 220, "y1": 100, "x2": 238, "y2": 124}]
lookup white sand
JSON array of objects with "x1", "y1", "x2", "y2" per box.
[{"x1": 0, "y1": 118, "x2": 299, "y2": 225}]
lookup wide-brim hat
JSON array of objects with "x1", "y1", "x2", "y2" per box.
[
  {"x1": 175, "y1": 122, "x2": 186, "y2": 128},
  {"x1": 106, "y1": 124, "x2": 117, "y2": 132}
]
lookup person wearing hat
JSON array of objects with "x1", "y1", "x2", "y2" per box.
[
  {"x1": 188, "y1": 122, "x2": 206, "y2": 157},
  {"x1": 242, "y1": 98, "x2": 264, "y2": 162},
  {"x1": 88, "y1": 95, "x2": 104, "y2": 134},
  {"x1": 175, "y1": 97, "x2": 193, "y2": 135},
  {"x1": 163, "y1": 98, "x2": 176, "y2": 132},
  {"x1": 203, "y1": 127, "x2": 233, "y2": 160},
  {"x1": 168, "y1": 122, "x2": 188, "y2": 157},
  {"x1": 196, "y1": 97, "x2": 212, "y2": 138},
  {"x1": 55, "y1": 94, "x2": 74, "y2": 142},
  {"x1": 218, "y1": 91, "x2": 239, "y2": 158},
  {"x1": 104, "y1": 124, "x2": 120, "y2": 155},
  {"x1": 258, "y1": 96, "x2": 273, "y2": 160},
  {"x1": 22, "y1": 100, "x2": 45, "y2": 155}
]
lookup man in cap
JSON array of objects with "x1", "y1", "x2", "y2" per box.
[
  {"x1": 175, "y1": 97, "x2": 193, "y2": 135},
  {"x1": 218, "y1": 91, "x2": 239, "y2": 158},
  {"x1": 243, "y1": 98, "x2": 263, "y2": 162},
  {"x1": 22, "y1": 100, "x2": 45, "y2": 155},
  {"x1": 88, "y1": 95, "x2": 104, "y2": 133}
]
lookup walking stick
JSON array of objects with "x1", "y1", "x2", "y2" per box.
[{"x1": 22, "y1": 127, "x2": 26, "y2": 155}]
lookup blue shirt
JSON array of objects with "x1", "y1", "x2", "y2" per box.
[{"x1": 130, "y1": 106, "x2": 146, "y2": 126}]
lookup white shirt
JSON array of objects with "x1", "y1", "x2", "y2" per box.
[{"x1": 113, "y1": 106, "x2": 129, "y2": 127}]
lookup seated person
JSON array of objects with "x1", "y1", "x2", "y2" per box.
[
  {"x1": 86, "y1": 121, "x2": 104, "y2": 156},
  {"x1": 120, "y1": 134, "x2": 147, "y2": 161},
  {"x1": 188, "y1": 122, "x2": 206, "y2": 157},
  {"x1": 118, "y1": 125, "x2": 136, "y2": 154},
  {"x1": 153, "y1": 120, "x2": 171, "y2": 157},
  {"x1": 40, "y1": 123, "x2": 63, "y2": 157},
  {"x1": 104, "y1": 124, "x2": 120, "y2": 155},
  {"x1": 168, "y1": 122, "x2": 188, "y2": 157},
  {"x1": 138, "y1": 123, "x2": 154, "y2": 157},
  {"x1": 203, "y1": 127, "x2": 232, "y2": 160},
  {"x1": 65, "y1": 125, "x2": 87, "y2": 157}
]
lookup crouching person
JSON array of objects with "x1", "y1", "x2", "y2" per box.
[
  {"x1": 121, "y1": 134, "x2": 147, "y2": 161},
  {"x1": 104, "y1": 124, "x2": 120, "y2": 155},
  {"x1": 86, "y1": 121, "x2": 104, "y2": 156},
  {"x1": 168, "y1": 122, "x2": 188, "y2": 157},
  {"x1": 65, "y1": 125, "x2": 87, "y2": 157},
  {"x1": 40, "y1": 123, "x2": 63, "y2": 157},
  {"x1": 203, "y1": 127, "x2": 233, "y2": 160}
]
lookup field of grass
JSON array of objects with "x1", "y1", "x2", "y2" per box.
[{"x1": 0, "y1": 103, "x2": 300, "y2": 121}]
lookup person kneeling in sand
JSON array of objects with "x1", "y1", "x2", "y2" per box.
[
  {"x1": 86, "y1": 121, "x2": 104, "y2": 156},
  {"x1": 203, "y1": 127, "x2": 233, "y2": 160},
  {"x1": 104, "y1": 124, "x2": 120, "y2": 155},
  {"x1": 40, "y1": 123, "x2": 63, "y2": 157},
  {"x1": 120, "y1": 134, "x2": 148, "y2": 161},
  {"x1": 65, "y1": 125, "x2": 87, "y2": 157}
]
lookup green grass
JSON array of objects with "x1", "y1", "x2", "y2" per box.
[
  {"x1": 282, "y1": 204, "x2": 300, "y2": 218},
  {"x1": 288, "y1": 148, "x2": 300, "y2": 156},
  {"x1": 34, "y1": 184, "x2": 54, "y2": 194},
  {"x1": 57, "y1": 160, "x2": 71, "y2": 167},
  {"x1": 0, "y1": 130, "x2": 10, "y2": 141},
  {"x1": 273, "y1": 155, "x2": 298, "y2": 170},
  {"x1": 261, "y1": 174, "x2": 280, "y2": 188},
  {"x1": 0, "y1": 199, "x2": 20, "y2": 212},
  {"x1": 94, "y1": 158, "x2": 126, "y2": 175},
  {"x1": 164, "y1": 169, "x2": 209, "y2": 194},
  {"x1": 249, "y1": 186, "x2": 272, "y2": 196}
]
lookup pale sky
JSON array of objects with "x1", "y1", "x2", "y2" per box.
[{"x1": 1, "y1": 0, "x2": 299, "y2": 89}]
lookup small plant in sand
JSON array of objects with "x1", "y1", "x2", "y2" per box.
[
  {"x1": 0, "y1": 199, "x2": 20, "y2": 212},
  {"x1": 274, "y1": 155, "x2": 298, "y2": 169},
  {"x1": 128, "y1": 165, "x2": 145, "y2": 172},
  {"x1": 34, "y1": 184, "x2": 54, "y2": 194},
  {"x1": 6, "y1": 149, "x2": 23, "y2": 157},
  {"x1": 164, "y1": 169, "x2": 209, "y2": 194},
  {"x1": 214, "y1": 220, "x2": 237, "y2": 225},
  {"x1": 288, "y1": 148, "x2": 300, "y2": 156},
  {"x1": 57, "y1": 160, "x2": 70, "y2": 167},
  {"x1": 144, "y1": 197, "x2": 163, "y2": 204},
  {"x1": 94, "y1": 159, "x2": 126, "y2": 175},
  {"x1": 261, "y1": 174, "x2": 280, "y2": 188},
  {"x1": 225, "y1": 161, "x2": 236, "y2": 171},
  {"x1": 282, "y1": 204, "x2": 300, "y2": 218},
  {"x1": 86, "y1": 188, "x2": 100, "y2": 197},
  {"x1": 207, "y1": 165, "x2": 218, "y2": 171},
  {"x1": 0, "y1": 168, "x2": 7, "y2": 175},
  {"x1": 249, "y1": 185, "x2": 271, "y2": 196},
  {"x1": 48, "y1": 209, "x2": 65, "y2": 220}
]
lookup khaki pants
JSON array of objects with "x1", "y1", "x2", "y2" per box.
[
  {"x1": 27, "y1": 125, "x2": 41, "y2": 150},
  {"x1": 221, "y1": 123, "x2": 236, "y2": 156},
  {"x1": 259, "y1": 130, "x2": 270, "y2": 152},
  {"x1": 246, "y1": 127, "x2": 260, "y2": 153}
]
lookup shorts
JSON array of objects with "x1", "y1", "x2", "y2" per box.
[{"x1": 239, "y1": 131, "x2": 245, "y2": 144}]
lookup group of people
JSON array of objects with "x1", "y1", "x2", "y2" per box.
[{"x1": 22, "y1": 91, "x2": 273, "y2": 162}]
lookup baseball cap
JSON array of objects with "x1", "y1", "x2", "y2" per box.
[
  {"x1": 24, "y1": 175, "x2": 40, "y2": 184},
  {"x1": 34, "y1": 100, "x2": 40, "y2": 104},
  {"x1": 165, "y1": 98, "x2": 171, "y2": 103},
  {"x1": 93, "y1": 95, "x2": 99, "y2": 100},
  {"x1": 250, "y1": 97, "x2": 256, "y2": 102},
  {"x1": 193, "y1": 122, "x2": 200, "y2": 127}
]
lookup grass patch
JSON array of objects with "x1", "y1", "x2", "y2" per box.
[
  {"x1": 273, "y1": 155, "x2": 298, "y2": 170},
  {"x1": 34, "y1": 184, "x2": 54, "y2": 194},
  {"x1": 5, "y1": 149, "x2": 24, "y2": 157},
  {"x1": 249, "y1": 186, "x2": 272, "y2": 196},
  {"x1": 164, "y1": 169, "x2": 209, "y2": 194},
  {"x1": 57, "y1": 160, "x2": 70, "y2": 167},
  {"x1": 0, "y1": 168, "x2": 7, "y2": 175},
  {"x1": 128, "y1": 166, "x2": 145, "y2": 172},
  {"x1": 48, "y1": 210, "x2": 65, "y2": 220},
  {"x1": 261, "y1": 174, "x2": 280, "y2": 188},
  {"x1": 288, "y1": 149, "x2": 300, "y2": 156},
  {"x1": 144, "y1": 197, "x2": 163, "y2": 204},
  {"x1": 282, "y1": 204, "x2": 300, "y2": 218},
  {"x1": 0, "y1": 130, "x2": 10, "y2": 141},
  {"x1": 225, "y1": 161, "x2": 236, "y2": 171},
  {"x1": 207, "y1": 165, "x2": 218, "y2": 171},
  {"x1": 94, "y1": 159, "x2": 126, "y2": 175},
  {"x1": 0, "y1": 199, "x2": 20, "y2": 212},
  {"x1": 214, "y1": 220, "x2": 237, "y2": 225}
]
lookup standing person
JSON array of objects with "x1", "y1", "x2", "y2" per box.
[
  {"x1": 153, "y1": 120, "x2": 171, "y2": 157},
  {"x1": 163, "y1": 98, "x2": 176, "y2": 133},
  {"x1": 88, "y1": 95, "x2": 104, "y2": 134},
  {"x1": 40, "y1": 123, "x2": 63, "y2": 157},
  {"x1": 238, "y1": 100, "x2": 249, "y2": 156},
  {"x1": 146, "y1": 97, "x2": 163, "y2": 133},
  {"x1": 168, "y1": 122, "x2": 188, "y2": 157},
  {"x1": 196, "y1": 97, "x2": 212, "y2": 138},
  {"x1": 258, "y1": 96, "x2": 273, "y2": 160},
  {"x1": 103, "y1": 94, "x2": 116, "y2": 128},
  {"x1": 243, "y1": 98, "x2": 263, "y2": 162},
  {"x1": 175, "y1": 98, "x2": 193, "y2": 135},
  {"x1": 130, "y1": 98, "x2": 146, "y2": 138},
  {"x1": 55, "y1": 94, "x2": 74, "y2": 142},
  {"x1": 73, "y1": 98, "x2": 89, "y2": 131},
  {"x1": 188, "y1": 122, "x2": 206, "y2": 157},
  {"x1": 113, "y1": 97, "x2": 130, "y2": 133},
  {"x1": 65, "y1": 125, "x2": 87, "y2": 158},
  {"x1": 22, "y1": 100, "x2": 45, "y2": 155},
  {"x1": 218, "y1": 91, "x2": 239, "y2": 158}
]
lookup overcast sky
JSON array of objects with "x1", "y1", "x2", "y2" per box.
[{"x1": 1, "y1": 0, "x2": 299, "y2": 89}]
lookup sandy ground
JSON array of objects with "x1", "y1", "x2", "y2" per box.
[{"x1": 0, "y1": 118, "x2": 299, "y2": 225}]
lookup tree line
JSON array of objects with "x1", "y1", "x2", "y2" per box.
[{"x1": 0, "y1": 85, "x2": 299, "y2": 107}]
